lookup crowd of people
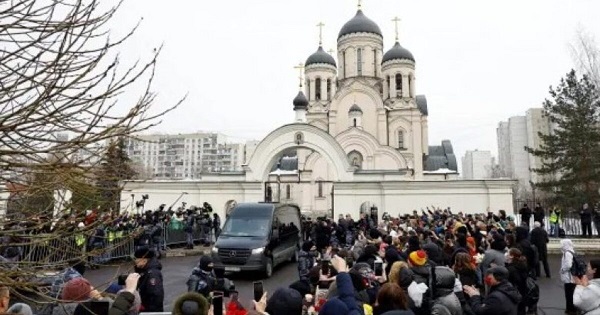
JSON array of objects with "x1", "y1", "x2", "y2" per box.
[{"x1": 5, "y1": 206, "x2": 600, "y2": 315}]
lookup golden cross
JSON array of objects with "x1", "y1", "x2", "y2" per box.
[
  {"x1": 392, "y1": 16, "x2": 402, "y2": 41},
  {"x1": 316, "y1": 22, "x2": 325, "y2": 46},
  {"x1": 357, "y1": 0, "x2": 362, "y2": 10},
  {"x1": 293, "y1": 62, "x2": 304, "y2": 89}
]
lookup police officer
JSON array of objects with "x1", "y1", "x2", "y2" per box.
[
  {"x1": 134, "y1": 247, "x2": 164, "y2": 312},
  {"x1": 187, "y1": 256, "x2": 216, "y2": 298}
]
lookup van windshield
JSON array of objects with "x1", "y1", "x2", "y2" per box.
[{"x1": 220, "y1": 217, "x2": 270, "y2": 237}]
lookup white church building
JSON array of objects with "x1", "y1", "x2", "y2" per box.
[{"x1": 123, "y1": 7, "x2": 514, "y2": 219}]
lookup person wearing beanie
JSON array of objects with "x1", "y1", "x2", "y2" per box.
[
  {"x1": 171, "y1": 292, "x2": 209, "y2": 315},
  {"x1": 481, "y1": 233, "x2": 507, "y2": 276},
  {"x1": 408, "y1": 250, "x2": 427, "y2": 267},
  {"x1": 265, "y1": 287, "x2": 303, "y2": 315},
  {"x1": 134, "y1": 246, "x2": 164, "y2": 312},
  {"x1": 52, "y1": 277, "x2": 112, "y2": 315}
]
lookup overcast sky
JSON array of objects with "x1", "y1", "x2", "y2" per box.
[{"x1": 112, "y1": 0, "x2": 599, "y2": 163}]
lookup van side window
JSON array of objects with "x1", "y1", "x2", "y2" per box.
[{"x1": 276, "y1": 206, "x2": 299, "y2": 237}]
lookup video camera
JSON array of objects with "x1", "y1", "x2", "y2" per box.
[{"x1": 214, "y1": 269, "x2": 235, "y2": 297}]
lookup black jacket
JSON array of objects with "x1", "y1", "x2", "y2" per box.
[
  {"x1": 109, "y1": 292, "x2": 135, "y2": 315},
  {"x1": 137, "y1": 258, "x2": 164, "y2": 312},
  {"x1": 533, "y1": 206, "x2": 545, "y2": 224},
  {"x1": 529, "y1": 227, "x2": 548, "y2": 253},
  {"x1": 469, "y1": 281, "x2": 521, "y2": 315},
  {"x1": 580, "y1": 207, "x2": 593, "y2": 223}
]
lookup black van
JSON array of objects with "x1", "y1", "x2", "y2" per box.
[{"x1": 211, "y1": 203, "x2": 302, "y2": 278}]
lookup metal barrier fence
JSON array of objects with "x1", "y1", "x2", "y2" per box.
[
  {"x1": 16, "y1": 224, "x2": 212, "y2": 266},
  {"x1": 513, "y1": 210, "x2": 599, "y2": 237}
]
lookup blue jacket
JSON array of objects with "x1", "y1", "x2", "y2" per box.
[{"x1": 320, "y1": 272, "x2": 364, "y2": 315}]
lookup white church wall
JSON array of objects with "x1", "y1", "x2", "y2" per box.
[{"x1": 334, "y1": 180, "x2": 514, "y2": 220}]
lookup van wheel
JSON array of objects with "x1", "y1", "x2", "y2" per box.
[{"x1": 264, "y1": 258, "x2": 273, "y2": 278}]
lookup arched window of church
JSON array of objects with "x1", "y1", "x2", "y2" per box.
[
  {"x1": 395, "y1": 73, "x2": 403, "y2": 97},
  {"x1": 317, "y1": 181, "x2": 324, "y2": 198},
  {"x1": 357, "y1": 48, "x2": 362, "y2": 76},
  {"x1": 286, "y1": 184, "x2": 291, "y2": 200},
  {"x1": 398, "y1": 130, "x2": 405, "y2": 149},
  {"x1": 327, "y1": 79, "x2": 332, "y2": 99},
  {"x1": 353, "y1": 118, "x2": 357, "y2": 127},
  {"x1": 315, "y1": 78, "x2": 322, "y2": 100},
  {"x1": 306, "y1": 79, "x2": 311, "y2": 101},
  {"x1": 347, "y1": 150, "x2": 363, "y2": 170},
  {"x1": 386, "y1": 76, "x2": 391, "y2": 99}
]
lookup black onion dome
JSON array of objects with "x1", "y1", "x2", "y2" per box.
[
  {"x1": 305, "y1": 46, "x2": 336, "y2": 67},
  {"x1": 382, "y1": 42, "x2": 415, "y2": 63},
  {"x1": 349, "y1": 104, "x2": 362, "y2": 113},
  {"x1": 293, "y1": 91, "x2": 309, "y2": 109},
  {"x1": 338, "y1": 10, "x2": 383, "y2": 39}
]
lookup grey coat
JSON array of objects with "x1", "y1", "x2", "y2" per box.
[{"x1": 480, "y1": 249, "x2": 506, "y2": 275}]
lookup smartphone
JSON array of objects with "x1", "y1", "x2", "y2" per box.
[
  {"x1": 321, "y1": 260, "x2": 330, "y2": 275},
  {"x1": 253, "y1": 281, "x2": 264, "y2": 302},
  {"x1": 117, "y1": 274, "x2": 128, "y2": 286},
  {"x1": 345, "y1": 256, "x2": 353, "y2": 268},
  {"x1": 374, "y1": 261, "x2": 383, "y2": 277},
  {"x1": 212, "y1": 292, "x2": 223, "y2": 315}
]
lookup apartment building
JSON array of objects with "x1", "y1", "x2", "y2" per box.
[
  {"x1": 126, "y1": 132, "x2": 246, "y2": 179},
  {"x1": 461, "y1": 150, "x2": 493, "y2": 179}
]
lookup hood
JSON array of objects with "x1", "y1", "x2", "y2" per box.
[
  {"x1": 561, "y1": 239, "x2": 574, "y2": 253},
  {"x1": 493, "y1": 281, "x2": 522, "y2": 303},
  {"x1": 422, "y1": 243, "x2": 443, "y2": 265},
  {"x1": 515, "y1": 226, "x2": 529, "y2": 242}
]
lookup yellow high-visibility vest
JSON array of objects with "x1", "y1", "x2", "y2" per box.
[{"x1": 550, "y1": 211, "x2": 560, "y2": 224}]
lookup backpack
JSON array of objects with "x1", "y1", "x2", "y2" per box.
[
  {"x1": 525, "y1": 276, "x2": 539, "y2": 307},
  {"x1": 568, "y1": 250, "x2": 587, "y2": 277}
]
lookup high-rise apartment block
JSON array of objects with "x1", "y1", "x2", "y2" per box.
[
  {"x1": 126, "y1": 132, "x2": 247, "y2": 179},
  {"x1": 497, "y1": 108, "x2": 552, "y2": 196},
  {"x1": 461, "y1": 150, "x2": 493, "y2": 179}
]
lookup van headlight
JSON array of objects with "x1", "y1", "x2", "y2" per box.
[
  {"x1": 212, "y1": 247, "x2": 219, "y2": 254},
  {"x1": 252, "y1": 247, "x2": 265, "y2": 255}
]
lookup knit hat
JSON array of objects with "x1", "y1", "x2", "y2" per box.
[
  {"x1": 486, "y1": 266, "x2": 510, "y2": 282},
  {"x1": 265, "y1": 288, "x2": 303, "y2": 315},
  {"x1": 134, "y1": 246, "x2": 154, "y2": 259},
  {"x1": 319, "y1": 298, "x2": 349, "y2": 315},
  {"x1": 198, "y1": 255, "x2": 213, "y2": 271},
  {"x1": 61, "y1": 278, "x2": 92, "y2": 301},
  {"x1": 408, "y1": 250, "x2": 428, "y2": 266}
]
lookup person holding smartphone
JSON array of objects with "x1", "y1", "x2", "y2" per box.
[{"x1": 317, "y1": 256, "x2": 363, "y2": 315}]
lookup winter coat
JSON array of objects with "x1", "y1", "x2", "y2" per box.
[
  {"x1": 514, "y1": 227, "x2": 536, "y2": 272},
  {"x1": 580, "y1": 207, "x2": 593, "y2": 223},
  {"x1": 109, "y1": 291, "x2": 135, "y2": 315},
  {"x1": 469, "y1": 281, "x2": 521, "y2": 315},
  {"x1": 52, "y1": 297, "x2": 113, "y2": 315},
  {"x1": 137, "y1": 258, "x2": 164, "y2": 312},
  {"x1": 432, "y1": 266, "x2": 463, "y2": 315},
  {"x1": 298, "y1": 250, "x2": 315, "y2": 280},
  {"x1": 533, "y1": 206, "x2": 545, "y2": 224},
  {"x1": 573, "y1": 279, "x2": 600, "y2": 315},
  {"x1": 319, "y1": 272, "x2": 363, "y2": 315},
  {"x1": 380, "y1": 310, "x2": 415, "y2": 315},
  {"x1": 506, "y1": 261, "x2": 529, "y2": 315},
  {"x1": 529, "y1": 227, "x2": 548, "y2": 253},
  {"x1": 455, "y1": 268, "x2": 478, "y2": 287},
  {"x1": 560, "y1": 239, "x2": 574, "y2": 283}
]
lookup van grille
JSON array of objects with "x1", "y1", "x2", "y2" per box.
[{"x1": 218, "y1": 248, "x2": 251, "y2": 265}]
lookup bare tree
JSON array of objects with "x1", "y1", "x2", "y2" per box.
[
  {"x1": 570, "y1": 26, "x2": 600, "y2": 86},
  {"x1": 0, "y1": 0, "x2": 183, "y2": 309}
]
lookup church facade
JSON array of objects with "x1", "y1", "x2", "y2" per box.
[{"x1": 122, "y1": 8, "x2": 514, "y2": 219}]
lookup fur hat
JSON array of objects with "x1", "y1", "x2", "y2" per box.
[
  {"x1": 134, "y1": 247, "x2": 154, "y2": 259},
  {"x1": 61, "y1": 278, "x2": 92, "y2": 301},
  {"x1": 172, "y1": 292, "x2": 209, "y2": 315},
  {"x1": 409, "y1": 250, "x2": 428, "y2": 266}
]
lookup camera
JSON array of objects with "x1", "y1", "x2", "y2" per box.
[{"x1": 214, "y1": 268, "x2": 235, "y2": 297}]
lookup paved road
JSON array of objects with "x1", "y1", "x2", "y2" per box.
[{"x1": 84, "y1": 254, "x2": 597, "y2": 314}]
